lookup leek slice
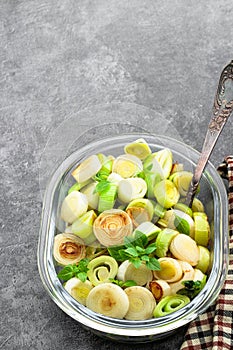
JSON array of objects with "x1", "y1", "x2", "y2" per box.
[
  {"x1": 112, "y1": 154, "x2": 143, "y2": 178},
  {"x1": 118, "y1": 178, "x2": 147, "y2": 203},
  {"x1": 124, "y1": 138, "x2": 152, "y2": 160},
  {"x1": 93, "y1": 209, "x2": 133, "y2": 247},
  {"x1": 53, "y1": 233, "x2": 86, "y2": 266},
  {"x1": 196, "y1": 246, "x2": 210, "y2": 273},
  {"x1": 155, "y1": 228, "x2": 179, "y2": 257},
  {"x1": 68, "y1": 179, "x2": 92, "y2": 194},
  {"x1": 80, "y1": 182, "x2": 99, "y2": 210},
  {"x1": 117, "y1": 260, "x2": 153, "y2": 286},
  {"x1": 60, "y1": 191, "x2": 88, "y2": 224},
  {"x1": 162, "y1": 209, "x2": 195, "y2": 237},
  {"x1": 86, "y1": 283, "x2": 129, "y2": 319},
  {"x1": 192, "y1": 198, "x2": 205, "y2": 212},
  {"x1": 153, "y1": 257, "x2": 183, "y2": 282},
  {"x1": 169, "y1": 261, "x2": 194, "y2": 294},
  {"x1": 126, "y1": 198, "x2": 154, "y2": 227},
  {"x1": 170, "y1": 234, "x2": 199, "y2": 266},
  {"x1": 153, "y1": 295, "x2": 190, "y2": 317},
  {"x1": 72, "y1": 155, "x2": 102, "y2": 183},
  {"x1": 148, "y1": 280, "x2": 171, "y2": 301},
  {"x1": 173, "y1": 203, "x2": 193, "y2": 217},
  {"x1": 152, "y1": 148, "x2": 173, "y2": 179},
  {"x1": 98, "y1": 182, "x2": 117, "y2": 212},
  {"x1": 154, "y1": 179, "x2": 180, "y2": 208},
  {"x1": 133, "y1": 221, "x2": 161, "y2": 241},
  {"x1": 87, "y1": 255, "x2": 118, "y2": 286},
  {"x1": 170, "y1": 171, "x2": 193, "y2": 196},
  {"x1": 64, "y1": 277, "x2": 93, "y2": 305},
  {"x1": 71, "y1": 210, "x2": 97, "y2": 245},
  {"x1": 193, "y1": 212, "x2": 210, "y2": 246},
  {"x1": 124, "y1": 286, "x2": 156, "y2": 320}
]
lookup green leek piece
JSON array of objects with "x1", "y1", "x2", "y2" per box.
[
  {"x1": 174, "y1": 203, "x2": 193, "y2": 217},
  {"x1": 153, "y1": 295, "x2": 190, "y2": 317},
  {"x1": 133, "y1": 221, "x2": 161, "y2": 241},
  {"x1": 153, "y1": 179, "x2": 180, "y2": 208},
  {"x1": 68, "y1": 179, "x2": 92, "y2": 194},
  {"x1": 155, "y1": 228, "x2": 179, "y2": 258},
  {"x1": 126, "y1": 198, "x2": 154, "y2": 221},
  {"x1": 192, "y1": 198, "x2": 205, "y2": 212},
  {"x1": 193, "y1": 212, "x2": 210, "y2": 246},
  {"x1": 163, "y1": 209, "x2": 195, "y2": 237},
  {"x1": 124, "y1": 138, "x2": 152, "y2": 160},
  {"x1": 94, "y1": 159, "x2": 113, "y2": 181},
  {"x1": 154, "y1": 203, "x2": 166, "y2": 219},
  {"x1": 87, "y1": 255, "x2": 118, "y2": 286},
  {"x1": 98, "y1": 182, "x2": 117, "y2": 212},
  {"x1": 170, "y1": 171, "x2": 193, "y2": 196},
  {"x1": 196, "y1": 246, "x2": 210, "y2": 273},
  {"x1": 71, "y1": 210, "x2": 97, "y2": 245},
  {"x1": 145, "y1": 172, "x2": 162, "y2": 198}
]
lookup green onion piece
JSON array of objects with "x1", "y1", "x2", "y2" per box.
[
  {"x1": 153, "y1": 295, "x2": 190, "y2": 317},
  {"x1": 98, "y1": 183, "x2": 118, "y2": 212}
]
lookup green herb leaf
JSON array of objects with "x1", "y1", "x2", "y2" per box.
[
  {"x1": 57, "y1": 265, "x2": 77, "y2": 281},
  {"x1": 124, "y1": 247, "x2": 139, "y2": 257},
  {"x1": 130, "y1": 257, "x2": 142, "y2": 269},
  {"x1": 144, "y1": 243, "x2": 157, "y2": 254},
  {"x1": 178, "y1": 277, "x2": 206, "y2": 299},
  {"x1": 146, "y1": 257, "x2": 161, "y2": 270},
  {"x1": 122, "y1": 280, "x2": 137, "y2": 287},
  {"x1": 146, "y1": 164, "x2": 153, "y2": 171},
  {"x1": 57, "y1": 258, "x2": 90, "y2": 282},
  {"x1": 77, "y1": 272, "x2": 88, "y2": 282},
  {"x1": 141, "y1": 255, "x2": 150, "y2": 261},
  {"x1": 174, "y1": 215, "x2": 190, "y2": 235}
]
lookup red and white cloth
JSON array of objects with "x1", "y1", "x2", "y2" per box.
[{"x1": 180, "y1": 156, "x2": 233, "y2": 350}]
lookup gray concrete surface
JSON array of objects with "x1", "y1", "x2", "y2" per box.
[{"x1": 1, "y1": 1, "x2": 233, "y2": 349}]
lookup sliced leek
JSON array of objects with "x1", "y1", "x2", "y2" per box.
[
  {"x1": 192, "y1": 198, "x2": 205, "y2": 212},
  {"x1": 170, "y1": 171, "x2": 193, "y2": 196},
  {"x1": 152, "y1": 148, "x2": 173, "y2": 179},
  {"x1": 124, "y1": 286, "x2": 156, "y2": 320},
  {"x1": 112, "y1": 154, "x2": 143, "y2": 178},
  {"x1": 64, "y1": 277, "x2": 93, "y2": 305},
  {"x1": 71, "y1": 210, "x2": 97, "y2": 245},
  {"x1": 170, "y1": 233, "x2": 199, "y2": 266},
  {"x1": 80, "y1": 182, "x2": 99, "y2": 210},
  {"x1": 193, "y1": 212, "x2": 210, "y2": 246},
  {"x1": 153, "y1": 295, "x2": 190, "y2": 317},
  {"x1": 53, "y1": 233, "x2": 86, "y2": 265},
  {"x1": 169, "y1": 261, "x2": 194, "y2": 294},
  {"x1": 126, "y1": 198, "x2": 154, "y2": 227},
  {"x1": 98, "y1": 182, "x2": 117, "y2": 212},
  {"x1": 154, "y1": 179, "x2": 180, "y2": 209},
  {"x1": 68, "y1": 179, "x2": 92, "y2": 194},
  {"x1": 107, "y1": 172, "x2": 123, "y2": 184},
  {"x1": 155, "y1": 228, "x2": 179, "y2": 258},
  {"x1": 93, "y1": 209, "x2": 133, "y2": 247},
  {"x1": 117, "y1": 260, "x2": 153, "y2": 286},
  {"x1": 133, "y1": 221, "x2": 161, "y2": 241},
  {"x1": 87, "y1": 255, "x2": 118, "y2": 286},
  {"x1": 163, "y1": 209, "x2": 195, "y2": 237},
  {"x1": 196, "y1": 245, "x2": 210, "y2": 273},
  {"x1": 148, "y1": 280, "x2": 171, "y2": 301},
  {"x1": 72, "y1": 155, "x2": 102, "y2": 183},
  {"x1": 153, "y1": 257, "x2": 183, "y2": 283},
  {"x1": 118, "y1": 178, "x2": 147, "y2": 204},
  {"x1": 124, "y1": 138, "x2": 152, "y2": 160},
  {"x1": 60, "y1": 191, "x2": 88, "y2": 224},
  {"x1": 86, "y1": 283, "x2": 129, "y2": 319}
]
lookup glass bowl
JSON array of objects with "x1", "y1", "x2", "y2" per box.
[{"x1": 37, "y1": 133, "x2": 228, "y2": 343}]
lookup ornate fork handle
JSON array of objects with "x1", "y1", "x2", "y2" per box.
[{"x1": 185, "y1": 60, "x2": 233, "y2": 206}]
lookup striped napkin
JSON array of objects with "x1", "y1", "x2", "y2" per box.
[{"x1": 180, "y1": 156, "x2": 233, "y2": 350}]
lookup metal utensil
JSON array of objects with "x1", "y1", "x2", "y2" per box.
[{"x1": 185, "y1": 60, "x2": 233, "y2": 206}]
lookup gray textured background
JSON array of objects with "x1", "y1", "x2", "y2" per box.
[{"x1": 1, "y1": 1, "x2": 233, "y2": 349}]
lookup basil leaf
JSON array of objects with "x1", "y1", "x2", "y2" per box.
[
  {"x1": 124, "y1": 247, "x2": 138, "y2": 257},
  {"x1": 146, "y1": 257, "x2": 161, "y2": 270},
  {"x1": 57, "y1": 265, "x2": 76, "y2": 281},
  {"x1": 174, "y1": 215, "x2": 190, "y2": 235},
  {"x1": 144, "y1": 243, "x2": 157, "y2": 254}
]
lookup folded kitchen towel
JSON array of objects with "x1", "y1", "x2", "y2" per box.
[{"x1": 180, "y1": 156, "x2": 233, "y2": 350}]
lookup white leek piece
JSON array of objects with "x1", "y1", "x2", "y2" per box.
[
  {"x1": 153, "y1": 257, "x2": 183, "y2": 283},
  {"x1": 80, "y1": 182, "x2": 99, "y2": 210},
  {"x1": 124, "y1": 286, "x2": 156, "y2": 320},
  {"x1": 87, "y1": 255, "x2": 118, "y2": 286},
  {"x1": 86, "y1": 283, "x2": 129, "y2": 319},
  {"x1": 154, "y1": 179, "x2": 180, "y2": 209},
  {"x1": 112, "y1": 154, "x2": 143, "y2": 178},
  {"x1": 148, "y1": 280, "x2": 171, "y2": 301},
  {"x1": 152, "y1": 148, "x2": 173, "y2": 179},
  {"x1": 60, "y1": 191, "x2": 88, "y2": 224},
  {"x1": 107, "y1": 172, "x2": 123, "y2": 184},
  {"x1": 126, "y1": 198, "x2": 154, "y2": 227},
  {"x1": 53, "y1": 233, "x2": 86, "y2": 265},
  {"x1": 193, "y1": 268, "x2": 205, "y2": 282},
  {"x1": 170, "y1": 233, "x2": 199, "y2": 266},
  {"x1": 133, "y1": 221, "x2": 161, "y2": 241},
  {"x1": 117, "y1": 260, "x2": 153, "y2": 286},
  {"x1": 93, "y1": 209, "x2": 133, "y2": 247},
  {"x1": 71, "y1": 210, "x2": 97, "y2": 245},
  {"x1": 193, "y1": 212, "x2": 210, "y2": 247},
  {"x1": 163, "y1": 209, "x2": 195, "y2": 238},
  {"x1": 72, "y1": 155, "x2": 102, "y2": 183},
  {"x1": 118, "y1": 178, "x2": 147, "y2": 203},
  {"x1": 64, "y1": 277, "x2": 93, "y2": 305},
  {"x1": 124, "y1": 138, "x2": 152, "y2": 160},
  {"x1": 169, "y1": 261, "x2": 194, "y2": 295},
  {"x1": 170, "y1": 171, "x2": 193, "y2": 196}
]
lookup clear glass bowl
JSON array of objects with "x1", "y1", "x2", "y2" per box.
[{"x1": 37, "y1": 133, "x2": 229, "y2": 343}]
